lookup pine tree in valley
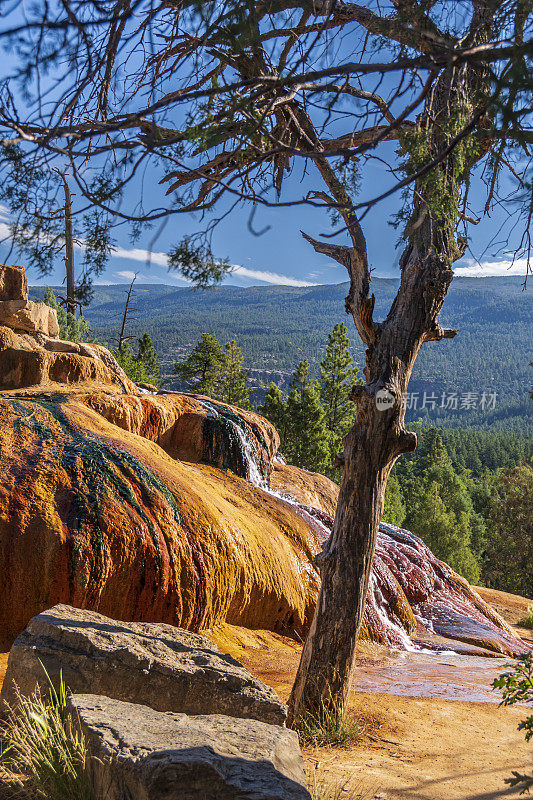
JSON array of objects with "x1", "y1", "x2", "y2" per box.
[
  {"x1": 219, "y1": 339, "x2": 250, "y2": 409},
  {"x1": 137, "y1": 333, "x2": 160, "y2": 386},
  {"x1": 260, "y1": 383, "x2": 288, "y2": 447},
  {"x1": 174, "y1": 333, "x2": 226, "y2": 397},
  {"x1": 405, "y1": 431, "x2": 482, "y2": 583},
  {"x1": 285, "y1": 360, "x2": 330, "y2": 474},
  {"x1": 319, "y1": 322, "x2": 359, "y2": 477}
]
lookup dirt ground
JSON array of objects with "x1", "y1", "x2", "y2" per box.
[
  {"x1": 209, "y1": 590, "x2": 533, "y2": 800},
  {"x1": 0, "y1": 588, "x2": 531, "y2": 800}
]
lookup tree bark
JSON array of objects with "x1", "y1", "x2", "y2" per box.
[
  {"x1": 287, "y1": 1, "x2": 495, "y2": 725},
  {"x1": 61, "y1": 175, "x2": 76, "y2": 318}
]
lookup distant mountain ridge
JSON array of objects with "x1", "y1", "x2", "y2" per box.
[{"x1": 30, "y1": 277, "x2": 532, "y2": 432}]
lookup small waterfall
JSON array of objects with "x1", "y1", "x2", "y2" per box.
[
  {"x1": 191, "y1": 396, "x2": 267, "y2": 485},
  {"x1": 232, "y1": 423, "x2": 265, "y2": 487}
]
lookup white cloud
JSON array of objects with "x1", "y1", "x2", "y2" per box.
[
  {"x1": 0, "y1": 209, "x2": 318, "y2": 287},
  {"x1": 110, "y1": 245, "x2": 170, "y2": 267},
  {"x1": 110, "y1": 245, "x2": 318, "y2": 287},
  {"x1": 454, "y1": 257, "x2": 529, "y2": 277},
  {"x1": 229, "y1": 265, "x2": 317, "y2": 287},
  {"x1": 116, "y1": 270, "x2": 139, "y2": 281}
]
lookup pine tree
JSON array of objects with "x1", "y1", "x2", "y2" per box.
[
  {"x1": 43, "y1": 287, "x2": 90, "y2": 343},
  {"x1": 483, "y1": 464, "x2": 533, "y2": 596},
  {"x1": 319, "y1": 322, "x2": 358, "y2": 475},
  {"x1": 219, "y1": 339, "x2": 250, "y2": 409},
  {"x1": 285, "y1": 360, "x2": 330, "y2": 474},
  {"x1": 260, "y1": 383, "x2": 288, "y2": 447},
  {"x1": 174, "y1": 332, "x2": 226, "y2": 397},
  {"x1": 115, "y1": 340, "x2": 142, "y2": 382},
  {"x1": 405, "y1": 432, "x2": 481, "y2": 582},
  {"x1": 137, "y1": 333, "x2": 160, "y2": 386},
  {"x1": 382, "y1": 474, "x2": 406, "y2": 527}
]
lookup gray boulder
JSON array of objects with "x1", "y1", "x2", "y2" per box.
[
  {"x1": 1, "y1": 605, "x2": 286, "y2": 725},
  {"x1": 69, "y1": 694, "x2": 310, "y2": 800}
]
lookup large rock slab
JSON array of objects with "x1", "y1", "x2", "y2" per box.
[
  {"x1": 69, "y1": 694, "x2": 310, "y2": 800},
  {"x1": 0, "y1": 264, "x2": 28, "y2": 302},
  {"x1": 0, "y1": 325, "x2": 136, "y2": 391},
  {"x1": 0, "y1": 299, "x2": 59, "y2": 338},
  {"x1": 1, "y1": 605, "x2": 287, "y2": 726}
]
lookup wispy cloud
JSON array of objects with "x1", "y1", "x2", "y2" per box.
[
  {"x1": 454, "y1": 257, "x2": 529, "y2": 277},
  {"x1": 111, "y1": 244, "x2": 317, "y2": 286},
  {"x1": 110, "y1": 245, "x2": 170, "y2": 268},
  {"x1": 228, "y1": 265, "x2": 317, "y2": 287},
  {"x1": 116, "y1": 270, "x2": 140, "y2": 281},
  {"x1": 0, "y1": 209, "x2": 318, "y2": 287}
]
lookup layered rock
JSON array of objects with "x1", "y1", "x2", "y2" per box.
[
  {"x1": 68, "y1": 694, "x2": 309, "y2": 800},
  {"x1": 0, "y1": 326, "x2": 137, "y2": 392},
  {"x1": 82, "y1": 392, "x2": 279, "y2": 482},
  {"x1": 0, "y1": 264, "x2": 27, "y2": 301},
  {"x1": 0, "y1": 264, "x2": 136, "y2": 392},
  {"x1": 0, "y1": 264, "x2": 58, "y2": 338},
  {"x1": 1, "y1": 605, "x2": 286, "y2": 726},
  {"x1": 0, "y1": 395, "x2": 319, "y2": 646}
]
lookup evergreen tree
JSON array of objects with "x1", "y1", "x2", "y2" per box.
[
  {"x1": 174, "y1": 333, "x2": 226, "y2": 397},
  {"x1": 320, "y1": 323, "x2": 357, "y2": 445},
  {"x1": 219, "y1": 339, "x2": 250, "y2": 409},
  {"x1": 405, "y1": 432, "x2": 481, "y2": 583},
  {"x1": 319, "y1": 322, "x2": 359, "y2": 477},
  {"x1": 43, "y1": 287, "x2": 90, "y2": 343},
  {"x1": 137, "y1": 333, "x2": 160, "y2": 385},
  {"x1": 260, "y1": 383, "x2": 289, "y2": 447},
  {"x1": 285, "y1": 360, "x2": 330, "y2": 474},
  {"x1": 382, "y1": 474, "x2": 406, "y2": 527},
  {"x1": 483, "y1": 464, "x2": 533, "y2": 597}
]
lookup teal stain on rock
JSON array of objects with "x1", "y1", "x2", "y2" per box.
[
  {"x1": 7, "y1": 399, "x2": 187, "y2": 581},
  {"x1": 195, "y1": 397, "x2": 269, "y2": 483}
]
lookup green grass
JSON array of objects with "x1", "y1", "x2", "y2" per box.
[
  {"x1": 0, "y1": 670, "x2": 95, "y2": 800},
  {"x1": 297, "y1": 701, "x2": 363, "y2": 748},
  {"x1": 518, "y1": 604, "x2": 533, "y2": 629}
]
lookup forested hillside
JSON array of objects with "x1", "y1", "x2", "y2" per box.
[{"x1": 31, "y1": 276, "x2": 532, "y2": 432}]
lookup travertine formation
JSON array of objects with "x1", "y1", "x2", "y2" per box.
[
  {"x1": 0, "y1": 263, "x2": 136, "y2": 392},
  {"x1": 0, "y1": 395, "x2": 319, "y2": 646},
  {"x1": 0, "y1": 262, "x2": 528, "y2": 658},
  {"x1": 82, "y1": 391, "x2": 279, "y2": 482},
  {"x1": 1, "y1": 605, "x2": 287, "y2": 726}
]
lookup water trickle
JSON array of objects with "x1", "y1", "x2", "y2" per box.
[{"x1": 229, "y1": 418, "x2": 531, "y2": 656}]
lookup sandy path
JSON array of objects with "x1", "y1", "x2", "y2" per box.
[{"x1": 209, "y1": 626, "x2": 532, "y2": 800}]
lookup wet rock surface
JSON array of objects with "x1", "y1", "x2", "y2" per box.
[
  {"x1": 83, "y1": 391, "x2": 279, "y2": 482},
  {"x1": 0, "y1": 396, "x2": 319, "y2": 644},
  {"x1": 69, "y1": 694, "x2": 310, "y2": 800},
  {"x1": 1, "y1": 605, "x2": 286, "y2": 725}
]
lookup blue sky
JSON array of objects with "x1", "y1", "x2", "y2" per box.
[
  {"x1": 0, "y1": 1, "x2": 529, "y2": 290},
  {"x1": 0, "y1": 143, "x2": 529, "y2": 289}
]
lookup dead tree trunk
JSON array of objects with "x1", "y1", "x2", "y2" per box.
[
  {"x1": 61, "y1": 175, "x2": 76, "y2": 318},
  {"x1": 287, "y1": 5, "x2": 493, "y2": 723},
  {"x1": 118, "y1": 273, "x2": 137, "y2": 349}
]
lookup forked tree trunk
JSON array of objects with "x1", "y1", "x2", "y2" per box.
[{"x1": 287, "y1": 0, "x2": 495, "y2": 722}]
